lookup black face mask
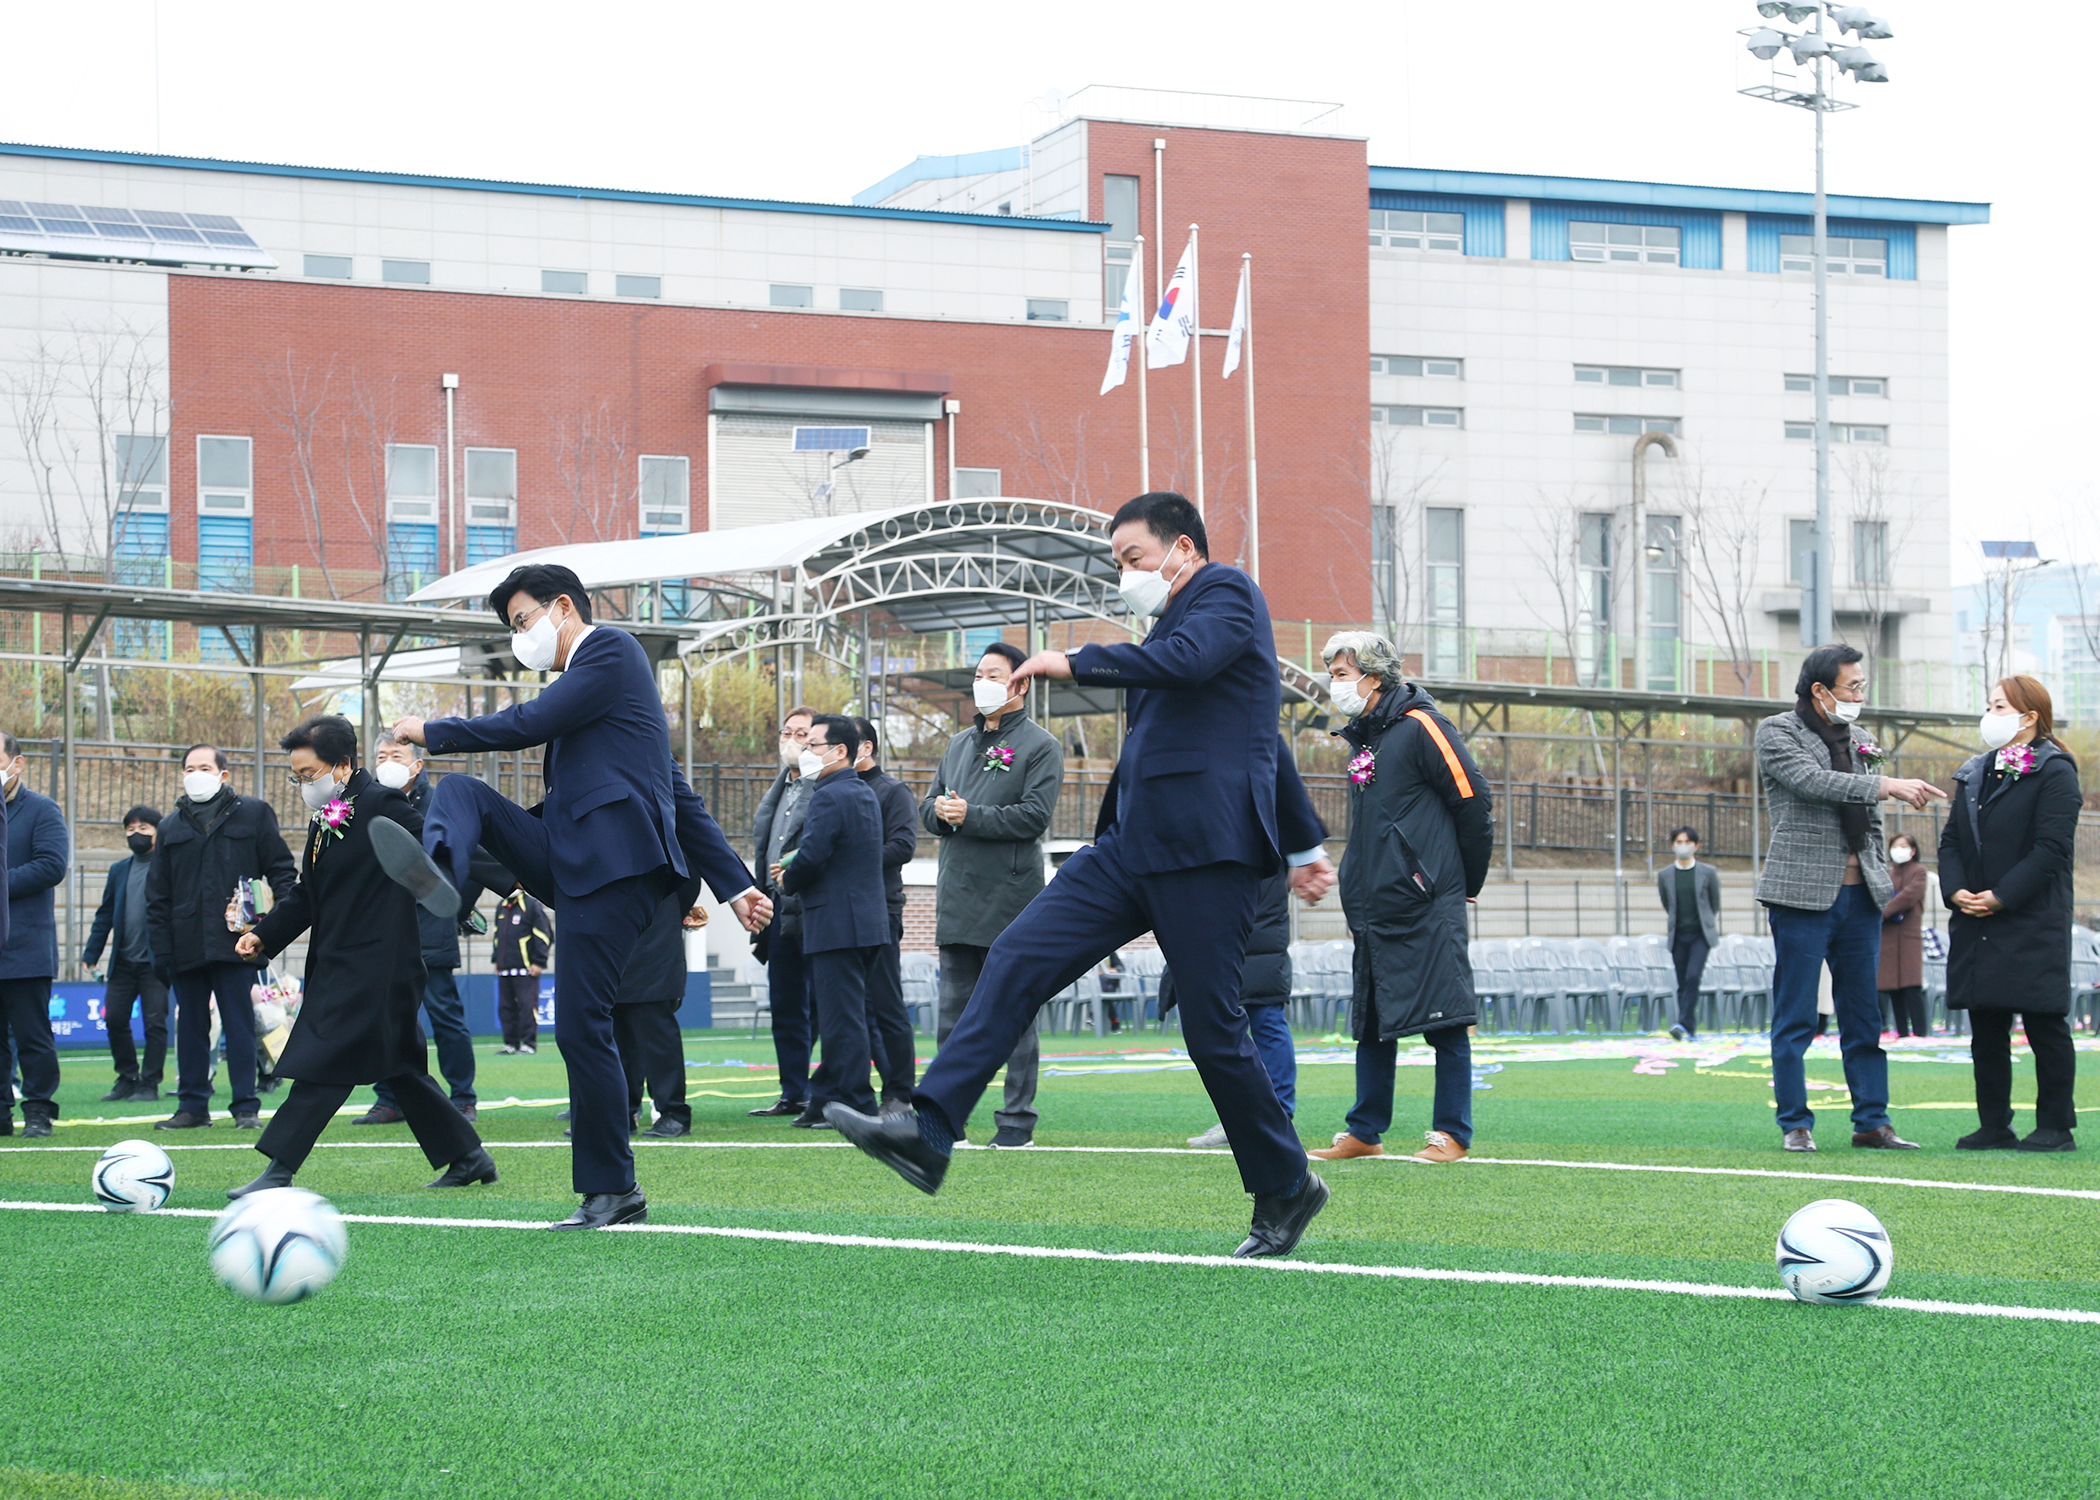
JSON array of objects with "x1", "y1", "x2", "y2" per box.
[{"x1": 126, "y1": 832, "x2": 154, "y2": 856}]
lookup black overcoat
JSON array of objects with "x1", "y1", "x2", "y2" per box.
[
  {"x1": 252, "y1": 769, "x2": 430, "y2": 1083},
  {"x1": 1938, "y1": 741, "x2": 2083, "y2": 1015}
]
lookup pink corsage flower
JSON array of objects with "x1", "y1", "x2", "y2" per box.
[
  {"x1": 1852, "y1": 735, "x2": 1886, "y2": 770},
  {"x1": 314, "y1": 796, "x2": 356, "y2": 839},
  {"x1": 1348, "y1": 749, "x2": 1377, "y2": 787},
  {"x1": 982, "y1": 745, "x2": 1016, "y2": 773},
  {"x1": 1995, "y1": 743, "x2": 2038, "y2": 780}
]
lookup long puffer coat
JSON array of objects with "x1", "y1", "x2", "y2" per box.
[{"x1": 1938, "y1": 740, "x2": 2082, "y2": 1015}]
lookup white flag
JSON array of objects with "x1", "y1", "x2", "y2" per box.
[
  {"x1": 1099, "y1": 254, "x2": 1144, "y2": 395},
  {"x1": 1221, "y1": 259, "x2": 1249, "y2": 379},
  {"x1": 1144, "y1": 238, "x2": 1197, "y2": 369}
]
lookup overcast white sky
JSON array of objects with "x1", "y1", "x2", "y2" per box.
[{"x1": 1, "y1": 0, "x2": 2086, "y2": 581}]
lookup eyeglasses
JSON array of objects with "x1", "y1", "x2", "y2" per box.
[
  {"x1": 284, "y1": 769, "x2": 334, "y2": 787},
  {"x1": 509, "y1": 602, "x2": 552, "y2": 633}
]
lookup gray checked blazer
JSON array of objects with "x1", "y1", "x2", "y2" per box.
[{"x1": 1753, "y1": 709, "x2": 1893, "y2": 913}]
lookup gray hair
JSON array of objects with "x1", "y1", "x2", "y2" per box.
[
  {"x1": 1321, "y1": 630, "x2": 1404, "y2": 682},
  {"x1": 371, "y1": 729, "x2": 421, "y2": 760}
]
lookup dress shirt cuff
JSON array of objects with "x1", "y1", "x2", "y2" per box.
[
  {"x1": 733, "y1": 885, "x2": 762, "y2": 905},
  {"x1": 1286, "y1": 846, "x2": 1325, "y2": 867}
]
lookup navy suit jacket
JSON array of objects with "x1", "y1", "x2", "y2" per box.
[
  {"x1": 2, "y1": 785, "x2": 68, "y2": 980},
  {"x1": 423, "y1": 625, "x2": 755, "y2": 903},
  {"x1": 1069, "y1": 563, "x2": 1323, "y2": 876},
  {"x1": 779, "y1": 769, "x2": 889, "y2": 953}
]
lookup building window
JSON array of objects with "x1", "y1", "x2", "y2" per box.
[
  {"x1": 1371, "y1": 504, "x2": 1398, "y2": 632},
  {"x1": 1575, "y1": 364, "x2": 1678, "y2": 388},
  {"x1": 769, "y1": 284, "x2": 813, "y2": 307},
  {"x1": 1779, "y1": 235, "x2": 1886, "y2": 275},
  {"x1": 1372, "y1": 355, "x2": 1462, "y2": 378},
  {"x1": 196, "y1": 435, "x2": 252, "y2": 516},
  {"x1": 381, "y1": 259, "x2": 430, "y2": 284},
  {"x1": 1103, "y1": 173, "x2": 1140, "y2": 310},
  {"x1": 954, "y1": 467, "x2": 1001, "y2": 498},
  {"x1": 1026, "y1": 298, "x2": 1069, "y2": 321},
  {"x1": 1569, "y1": 222, "x2": 1680, "y2": 265},
  {"x1": 1577, "y1": 512, "x2": 1613, "y2": 686},
  {"x1": 1854, "y1": 519, "x2": 1889, "y2": 586},
  {"x1": 1645, "y1": 514, "x2": 1681, "y2": 690},
  {"x1": 840, "y1": 287, "x2": 884, "y2": 312},
  {"x1": 1785, "y1": 374, "x2": 1885, "y2": 396},
  {"x1": 1785, "y1": 423, "x2": 1888, "y2": 443},
  {"x1": 792, "y1": 426, "x2": 873, "y2": 454},
  {"x1": 385, "y1": 522, "x2": 438, "y2": 602},
  {"x1": 1787, "y1": 518, "x2": 1817, "y2": 586},
  {"x1": 303, "y1": 254, "x2": 351, "y2": 279},
  {"x1": 542, "y1": 269, "x2": 587, "y2": 294},
  {"x1": 639, "y1": 455, "x2": 690, "y2": 533},
  {"x1": 114, "y1": 433, "x2": 169, "y2": 513},
  {"x1": 464, "y1": 447, "x2": 518, "y2": 561},
  {"x1": 112, "y1": 434, "x2": 169, "y2": 634},
  {"x1": 1371, "y1": 210, "x2": 1462, "y2": 252},
  {"x1": 1424, "y1": 507, "x2": 1465, "y2": 675},
  {"x1": 615, "y1": 274, "x2": 661, "y2": 299},
  {"x1": 1374, "y1": 405, "x2": 1463, "y2": 428},
  {"x1": 1575, "y1": 414, "x2": 1680, "y2": 436},
  {"x1": 384, "y1": 444, "x2": 439, "y2": 524}
]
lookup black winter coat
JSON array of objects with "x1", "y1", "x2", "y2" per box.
[
  {"x1": 399, "y1": 773, "x2": 515, "y2": 969},
  {"x1": 1337, "y1": 683, "x2": 1494, "y2": 1040},
  {"x1": 1, "y1": 785, "x2": 68, "y2": 980},
  {"x1": 750, "y1": 767, "x2": 809, "y2": 951},
  {"x1": 1159, "y1": 869, "x2": 1292, "y2": 1014},
  {"x1": 146, "y1": 790, "x2": 297, "y2": 975},
  {"x1": 1938, "y1": 741, "x2": 2082, "y2": 1015},
  {"x1": 861, "y1": 765, "x2": 918, "y2": 921},
  {"x1": 252, "y1": 770, "x2": 429, "y2": 1084}
]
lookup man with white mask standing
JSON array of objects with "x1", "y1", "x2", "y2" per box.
[{"x1": 1655, "y1": 826, "x2": 1722, "y2": 1041}]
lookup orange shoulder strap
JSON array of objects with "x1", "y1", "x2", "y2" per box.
[{"x1": 1406, "y1": 708, "x2": 1475, "y2": 799}]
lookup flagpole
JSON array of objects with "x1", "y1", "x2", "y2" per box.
[
  {"x1": 1189, "y1": 223, "x2": 1204, "y2": 517},
  {"x1": 1134, "y1": 233, "x2": 1150, "y2": 493},
  {"x1": 1241, "y1": 252, "x2": 1258, "y2": 584}
]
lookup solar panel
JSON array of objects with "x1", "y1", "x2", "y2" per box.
[
  {"x1": 84, "y1": 206, "x2": 140, "y2": 223},
  {"x1": 0, "y1": 200, "x2": 274, "y2": 267},
  {"x1": 792, "y1": 426, "x2": 872, "y2": 453},
  {"x1": 26, "y1": 202, "x2": 84, "y2": 219},
  {"x1": 0, "y1": 200, "x2": 27, "y2": 216},
  {"x1": 134, "y1": 210, "x2": 189, "y2": 227},
  {"x1": 0, "y1": 215, "x2": 37, "y2": 234},
  {"x1": 38, "y1": 217, "x2": 98, "y2": 236},
  {"x1": 188, "y1": 213, "x2": 242, "y2": 231},
  {"x1": 92, "y1": 221, "x2": 151, "y2": 240},
  {"x1": 146, "y1": 223, "x2": 205, "y2": 243},
  {"x1": 201, "y1": 230, "x2": 258, "y2": 247}
]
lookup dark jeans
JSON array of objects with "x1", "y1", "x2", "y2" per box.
[
  {"x1": 766, "y1": 926, "x2": 813, "y2": 1106},
  {"x1": 104, "y1": 957, "x2": 170, "y2": 1088},
  {"x1": 498, "y1": 974, "x2": 540, "y2": 1048},
  {"x1": 1247, "y1": 1002, "x2": 1296, "y2": 1117},
  {"x1": 1969, "y1": 1008, "x2": 2077, "y2": 1133},
  {"x1": 866, "y1": 917, "x2": 915, "y2": 1102},
  {"x1": 260, "y1": 1071, "x2": 480, "y2": 1172},
  {"x1": 0, "y1": 977, "x2": 61, "y2": 1119},
  {"x1": 174, "y1": 963, "x2": 262, "y2": 1120},
  {"x1": 806, "y1": 943, "x2": 880, "y2": 1116},
  {"x1": 376, "y1": 965, "x2": 477, "y2": 1110},
  {"x1": 1670, "y1": 931, "x2": 1709, "y2": 1033},
  {"x1": 1883, "y1": 985, "x2": 1929, "y2": 1038},
  {"x1": 1769, "y1": 883, "x2": 1888, "y2": 1135},
  {"x1": 1344, "y1": 1023, "x2": 1471, "y2": 1148},
  {"x1": 938, "y1": 942, "x2": 1039, "y2": 1133},
  {"x1": 616, "y1": 998, "x2": 690, "y2": 1127}
]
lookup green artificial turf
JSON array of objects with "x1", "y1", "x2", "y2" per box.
[{"x1": 6, "y1": 1031, "x2": 2100, "y2": 1498}]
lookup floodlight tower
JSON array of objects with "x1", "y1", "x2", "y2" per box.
[{"x1": 1741, "y1": 3, "x2": 1893, "y2": 651}]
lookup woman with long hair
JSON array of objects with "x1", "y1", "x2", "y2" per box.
[{"x1": 1879, "y1": 833, "x2": 1930, "y2": 1038}]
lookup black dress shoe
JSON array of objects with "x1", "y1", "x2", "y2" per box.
[
  {"x1": 989, "y1": 1126, "x2": 1034, "y2": 1148},
  {"x1": 548, "y1": 1189, "x2": 648, "y2": 1230},
  {"x1": 556, "y1": 1108, "x2": 572, "y2": 1122},
  {"x1": 747, "y1": 1098, "x2": 803, "y2": 1118},
  {"x1": 102, "y1": 1080, "x2": 138, "y2": 1102},
  {"x1": 825, "y1": 1103, "x2": 948, "y2": 1194},
  {"x1": 427, "y1": 1147, "x2": 499, "y2": 1187},
  {"x1": 155, "y1": 1111, "x2": 211, "y2": 1130},
  {"x1": 132, "y1": 1085, "x2": 160, "y2": 1102},
  {"x1": 1235, "y1": 1171, "x2": 1330, "y2": 1259},
  {"x1": 1852, "y1": 1125, "x2": 1920, "y2": 1150},
  {"x1": 1956, "y1": 1126, "x2": 2019, "y2": 1150},
  {"x1": 641, "y1": 1117, "x2": 689, "y2": 1139},
  {"x1": 353, "y1": 1105, "x2": 405, "y2": 1126},
  {"x1": 233, "y1": 1113, "x2": 263, "y2": 1131},
  {"x1": 790, "y1": 1107, "x2": 833, "y2": 1129},
  {"x1": 369, "y1": 815, "x2": 460, "y2": 918},
  {"x1": 2018, "y1": 1127, "x2": 2077, "y2": 1152},
  {"x1": 455, "y1": 1102, "x2": 478, "y2": 1122},
  {"x1": 23, "y1": 1117, "x2": 53, "y2": 1138},
  {"x1": 227, "y1": 1159, "x2": 296, "y2": 1199}
]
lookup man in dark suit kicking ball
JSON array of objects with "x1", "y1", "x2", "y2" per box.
[
  {"x1": 828, "y1": 492, "x2": 1337, "y2": 1258},
  {"x1": 383, "y1": 563, "x2": 770, "y2": 1230}
]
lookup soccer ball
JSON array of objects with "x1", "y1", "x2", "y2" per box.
[
  {"x1": 93, "y1": 1139, "x2": 174, "y2": 1212},
  {"x1": 1776, "y1": 1198, "x2": 1892, "y2": 1304},
  {"x1": 207, "y1": 1188, "x2": 348, "y2": 1305}
]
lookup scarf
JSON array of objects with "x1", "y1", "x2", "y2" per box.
[{"x1": 1795, "y1": 699, "x2": 1869, "y2": 853}]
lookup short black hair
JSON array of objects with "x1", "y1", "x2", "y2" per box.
[
  {"x1": 806, "y1": 713, "x2": 861, "y2": 762},
  {"x1": 184, "y1": 744, "x2": 227, "y2": 771},
  {"x1": 1795, "y1": 643, "x2": 1865, "y2": 699},
  {"x1": 1668, "y1": 826, "x2": 1701, "y2": 845},
  {"x1": 1108, "y1": 491, "x2": 1208, "y2": 560},
  {"x1": 0, "y1": 731, "x2": 18, "y2": 759},
  {"x1": 851, "y1": 715, "x2": 879, "y2": 758},
  {"x1": 280, "y1": 714, "x2": 359, "y2": 768},
  {"x1": 978, "y1": 641, "x2": 1027, "y2": 672},
  {"x1": 122, "y1": 804, "x2": 162, "y2": 828},
  {"x1": 487, "y1": 563, "x2": 593, "y2": 626}
]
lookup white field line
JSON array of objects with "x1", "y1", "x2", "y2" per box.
[{"x1": 0, "y1": 1197, "x2": 2092, "y2": 1326}]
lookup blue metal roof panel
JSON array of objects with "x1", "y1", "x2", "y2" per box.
[
  {"x1": 852, "y1": 147, "x2": 1029, "y2": 206},
  {"x1": 0, "y1": 141, "x2": 1106, "y2": 234},
  {"x1": 1368, "y1": 165, "x2": 1988, "y2": 226}
]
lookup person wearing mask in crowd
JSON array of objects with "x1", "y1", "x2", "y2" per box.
[
  {"x1": 1656, "y1": 826, "x2": 1722, "y2": 1041},
  {"x1": 228, "y1": 715, "x2": 495, "y2": 1198},
  {"x1": 746, "y1": 707, "x2": 816, "y2": 1118},
  {"x1": 0, "y1": 733, "x2": 68, "y2": 1138},
  {"x1": 1878, "y1": 833, "x2": 1930, "y2": 1040},
  {"x1": 777, "y1": 715, "x2": 889, "y2": 1127},
  {"x1": 83, "y1": 805, "x2": 167, "y2": 1103},
  {"x1": 853, "y1": 715, "x2": 919, "y2": 1113},
  {"x1": 1755, "y1": 645, "x2": 1947, "y2": 1153},
  {"x1": 1184, "y1": 868, "x2": 1305, "y2": 1148},
  {"x1": 492, "y1": 886, "x2": 551, "y2": 1055},
  {"x1": 917, "y1": 642, "x2": 1063, "y2": 1148},
  {"x1": 148, "y1": 745, "x2": 298, "y2": 1132},
  {"x1": 1940, "y1": 676, "x2": 2083, "y2": 1152},
  {"x1": 1308, "y1": 633, "x2": 1493, "y2": 1165},
  {"x1": 612, "y1": 886, "x2": 704, "y2": 1140}
]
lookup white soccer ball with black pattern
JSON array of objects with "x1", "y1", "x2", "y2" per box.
[
  {"x1": 207, "y1": 1187, "x2": 348, "y2": 1304},
  {"x1": 1776, "y1": 1198, "x2": 1892, "y2": 1304},
  {"x1": 92, "y1": 1139, "x2": 174, "y2": 1212}
]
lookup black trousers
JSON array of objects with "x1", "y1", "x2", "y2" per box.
[
  {"x1": 498, "y1": 974, "x2": 540, "y2": 1048},
  {"x1": 616, "y1": 999, "x2": 689, "y2": 1127},
  {"x1": 866, "y1": 916, "x2": 916, "y2": 1102},
  {"x1": 1969, "y1": 1007, "x2": 2077, "y2": 1134},
  {"x1": 258, "y1": 1071, "x2": 482, "y2": 1172},
  {"x1": 174, "y1": 962, "x2": 262, "y2": 1119},
  {"x1": 1883, "y1": 985, "x2": 1929, "y2": 1038},
  {"x1": 806, "y1": 943, "x2": 881, "y2": 1115},
  {"x1": 103, "y1": 957, "x2": 170, "y2": 1087},
  {"x1": 0, "y1": 976, "x2": 61, "y2": 1118},
  {"x1": 1670, "y1": 931, "x2": 1709, "y2": 1033},
  {"x1": 765, "y1": 926, "x2": 813, "y2": 1105}
]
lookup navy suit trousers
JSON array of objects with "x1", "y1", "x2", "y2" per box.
[
  {"x1": 766, "y1": 928, "x2": 813, "y2": 1105},
  {"x1": 866, "y1": 918, "x2": 915, "y2": 1101},
  {"x1": 915, "y1": 833, "x2": 1307, "y2": 1198},
  {"x1": 806, "y1": 944, "x2": 881, "y2": 1116},
  {"x1": 427, "y1": 775, "x2": 666, "y2": 1194}
]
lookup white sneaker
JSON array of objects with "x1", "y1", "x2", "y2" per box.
[
  {"x1": 497, "y1": 1046, "x2": 517, "y2": 1055},
  {"x1": 1186, "y1": 1122, "x2": 1230, "y2": 1148},
  {"x1": 519, "y1": 1045, "x2": 537, "y2": 1055}
]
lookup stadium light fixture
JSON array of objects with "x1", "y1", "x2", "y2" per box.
[
  {"x1": 1833, "y1": 45, "x2": 1889, "y2": 80},
  {"x1": 1758, "y1": 1, "x2": 1819, "y2": 20},
  {"x1": 1831, "y1": 5, "x2": 1893, "y2": 38},
  {"x1": 1787, "y1": 32, "x2": 1835, "y2": 62},
  {"x1": 1747, "y1": 27, "x2": 1788, "y2": 58}
]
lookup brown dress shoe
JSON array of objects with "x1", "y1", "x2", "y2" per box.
[
  {"x1": 1409, "y1": 1130, "x2": 1468, "y2": 1163},
  {"x1": 1852, "y1": 1125, "x2": 1920, "y2": 1150},
  {"x1": 1782, "y1": 1128, "x2": 1816, "y2": 1152},
  {"x1": 1308, "y1": 1131, "x2": 1384, "y2": 1160}
]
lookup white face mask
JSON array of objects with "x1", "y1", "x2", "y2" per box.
[
  {"x1": 1822, "y1": 693, "x2": 1863, "y2": 725},
  {"x1": 779, "y1": 736, "x2": 801, "y2": 769},
  {"x1": 511, "y1": 609, "x2": 561, "y2": 672},
  {"x1": 1979, "y1": 711, "x2": 2024, "y2": 750},
  {"x1": 797, "y1": 747, "x2": 829, "y2": 779},
  {"x1": 1890, "y1": 846, "x2": 1914, "y2": 864},
  {"x1": 1329, "y1": 679, "x2": 1369, "y2": 719},
  {"x1": 183, "y1": 770, "x2": 224, "y2": 803},
  {"x1": 973, "y1": 677, "x2": 1014, "y2": 715},
  {"x1": 1117, "y1": 543, "x2": 1190, "y2": 618},
  {"x1": 373, "y1": 761, "x2": 414, "y2": 790},
  {"x1": 299, "y1": 772, "x2": 344, "y2": 811},
  {"x1": 1673, "y1": 844, "x2": 1696, "y2": 862}
]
